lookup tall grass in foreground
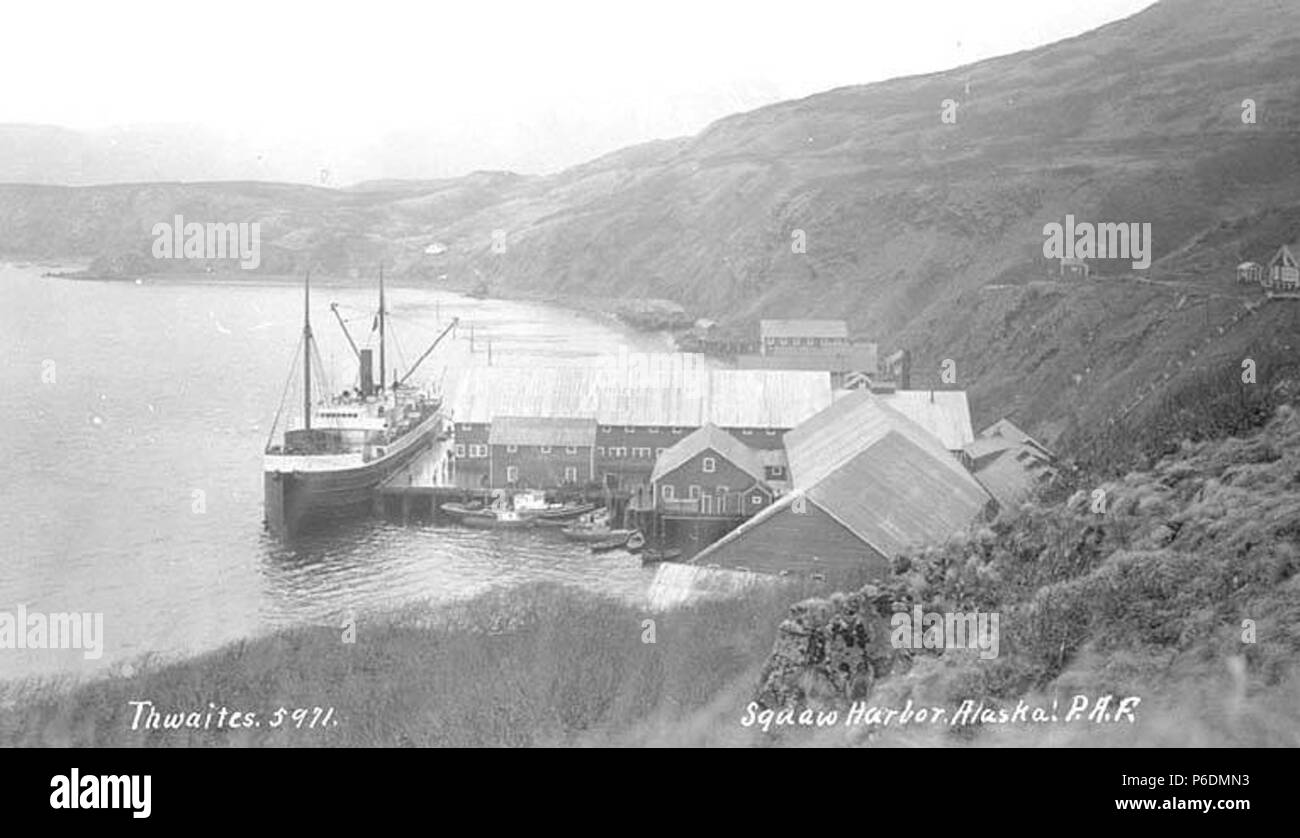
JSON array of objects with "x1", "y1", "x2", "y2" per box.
[{"x1": 0, "y1": 581, "x2": 821, "y2": 748}]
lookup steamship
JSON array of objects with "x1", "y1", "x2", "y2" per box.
[{"x1": 263, "y1": 269, "x2": 458, "y2": 537}]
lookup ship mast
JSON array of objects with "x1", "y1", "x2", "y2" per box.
[
  {"x1": 303, "y1": 270, "x2": 313, "y2": 431},
  {"x1": 378, "y1": 264, "x2": 387, "y2": 394}
]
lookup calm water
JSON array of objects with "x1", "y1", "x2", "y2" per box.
[{"x1": 0, "y1": 264, "x2": 677, "y2": 682}]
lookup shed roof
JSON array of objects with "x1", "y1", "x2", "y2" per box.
[
  {"x1": 778, "y1": 389, "x2": 990, "y2": 556},
  {"x1": 970, "y1": 446, "x2": 1055, "y2": 511},
  {"x1": 808, "y1": 430, "x2": 991, "y2": 558},
  {"x1": 760, "y1": 319, "x2": 849, "y2": 340},
  {"x1": 650, "y1": 423, "x2": 766, "y2": 484},
  {"x1": 872, "y1": 390, "x2": 974, "y2": 450},
  {"x1": 488, "y1": 416, "x2": 596, "y2": 447},
  {"x1": 978, "y1": 417, "x2": 1054, "y2": 459}
]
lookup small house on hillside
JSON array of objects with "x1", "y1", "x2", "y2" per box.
[
  {"x1": 1060, "y1": 257, "x2": 1089, "y2": 279},
  {"x1": 1266, "y1": 243, "x2": 1300, "y2": 293},
  {"x1": 650, "y1": 424, "x2": 773, "y2": 518},
  {"x1": 690, "y1": 390, "x2": 991, "y2": 582},
  {"x1": 1237, "y1": 261, "x2": 1263, "y2": 285}
]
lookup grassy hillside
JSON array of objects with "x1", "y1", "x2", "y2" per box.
[{"x1": 3, "y1": 0, "x2": 1300, "y2": 462}]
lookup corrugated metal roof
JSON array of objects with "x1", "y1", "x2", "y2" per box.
[
  {"x1": 785, "y1": 389, "x2": 973, "y2": 489},
  {"x1": 760, "y1": 319, "x2": 849, "y2": 340},
  {"x1": 451, "y1": 366, "x2": 599, "y2": 424},
  {"x1": 650, "y1": 423, "x2": 766, "y2": 484},
  {"x1": 707, "y1": 370, "x2": 832, "y2": 428},
  {"x1": 808, "y1": 430, "x2": 990, "y2": 559},
  {"x1": 593, "y1": 354, "x2": 710, "y2": 427},
  {"x1": 873, "y1": 390, "x2": 974, "y2": 450},
  {"x1": 775, "y1": 388, "x2": 989, "y2": 556},
  {"x1": 488, "y1": 416, "x2": 596, "y2": 447},
  {"x1": 646, "y1": 561, "x2": 777, "y2": 611},
  {"x1": 450, "y1": 358, "x2": 831, "y2": 430}
]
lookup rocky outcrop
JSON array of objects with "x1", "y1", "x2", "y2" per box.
[{"x1": 755, "y1": 583, "x2": 913, "y2": 710}]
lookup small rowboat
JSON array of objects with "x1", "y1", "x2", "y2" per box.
[
  {"x1": 561, "y1": 525, "x2": 633, "y2": 543},
  {"x1": 640, "y1": 548, "x2": 682, "y2": 565},
  {"x1": 590, "y1": 533, "x2": 631, "y2": 553},
  {"x1": 588, "y1": 529, "x2": 647, "y2": 554}
]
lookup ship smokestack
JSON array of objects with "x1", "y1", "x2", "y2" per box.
[{"x1": 360, "y1": 348, "x2": 375, "y2": 395}]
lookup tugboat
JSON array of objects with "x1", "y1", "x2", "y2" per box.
[{"x1": 263, "y1": 268, "x2": 459, "y2": 538}]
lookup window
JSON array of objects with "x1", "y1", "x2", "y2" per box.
[
  {"x1": 766, "y1": 465, "x2": 786, "y2": 479},
  {"x1": 540, "y1": 445, "x2": 552, "y2": 454},
  {"x1": 454, "y1": 444, "x2": 466, "y2": 457},
  {"x1": 741, "y1": 428, "x2": 753, "y2": 436},
  {"x1": 670, "y1": 427, "x2": 681, "y2": 434},
  {"x1": 717, "y1": 485, "x2": 729, "y2": 495},
  {"x1": 596, "y1": 446, "x2": 605, "y2": 457},
  {"x1": 751, "y1": 493, "x2": 764, "y2": 505},
  {"x1": 662, "y1": 484, "x2": 675, "y2": 500},
  {"x1": 611, "y1": 447, "x2": 627, "y2": 458},
  {"x1": 765, "y1": 429, "x2": 777, "y2": 436},
  {"x1": 624, "y1": 426, "x2": 635, "y2": 434},
  {"x1": 506, "y1": 466, "x2": 519, "y2": 483},
  {"x1": 601, "y1": 426, "x2": 612, "y2": 434},
  {"x1": 564, "y1": 446, "x2": 577, "y2": 455},
  {"x1": 564, "y1": 466, "x2": 578, "y2": 483},
  {"x1": 469, "y1": 444, "x2": 488, "y2": 458},
  {"x1": 506, "y1": 444, "x2": 518, "y2": 453},
  {"x1": 648, "y1": 427, "x2": 659, "y2": 434},
  {"x1": 632, "y1": 447, "x2": 651, "y2": 459},
  {"x1": 702, "y1": 456, "x2": 716, "y2": 473},
  {"x1": 688, "y1": 485, "x2": 701, "y2": 499}
]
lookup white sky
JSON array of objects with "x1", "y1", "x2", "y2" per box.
[{"x1": 3, "y1": 0, "x2": 1159, "y2": 181}]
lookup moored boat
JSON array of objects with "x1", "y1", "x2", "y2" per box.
[
  {"x1": 263, "y1": 268, "x2": 459, "y2": 538},
  {"x1": 640, "y1": 548, "x2": 682, "y2": 565}
]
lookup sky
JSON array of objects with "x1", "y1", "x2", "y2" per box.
[{"x1": 2, "y1": 0, "x2": 1160, "y2": 184}]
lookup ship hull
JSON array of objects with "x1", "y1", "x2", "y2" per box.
[{"x1": 264, "y1": 415, "x2": 443, "y2": 538}]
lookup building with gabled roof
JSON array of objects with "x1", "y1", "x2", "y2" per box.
[
  {"x1": 962, "y1": 418, "x2": 1058, "y2": 514},
  {"x1": 691, "y1": 390, "x2": 991, "y2": 581},
  {"x1": 650, "y1": 423, "x2": 772, "y2": 519},
  {"x1": 448, "y1": 357, "x2": 832, "y2": 489},
  {"x1": 1267, "y1": 242, "x2": 1300, "y2": 292},
  {"x1": 977, "y1": 417, "x2": 1054, "y2": 460}
]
